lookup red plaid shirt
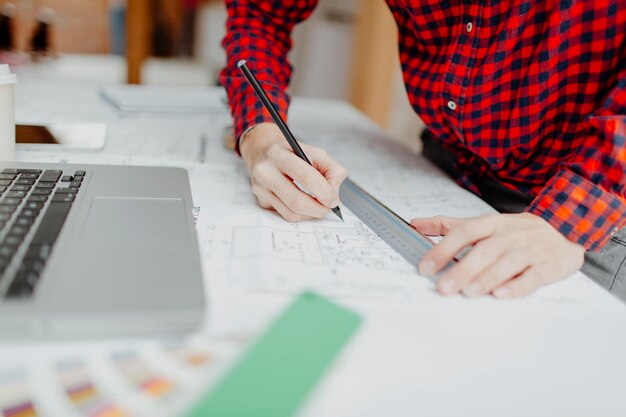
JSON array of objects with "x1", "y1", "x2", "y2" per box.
[{"x1": 220, "y1": 0, "x2": 626, "y2": 252}]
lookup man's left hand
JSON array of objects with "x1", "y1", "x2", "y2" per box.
[{"x1": 410, "y1": 213, "x2": 586, "y2": 298}]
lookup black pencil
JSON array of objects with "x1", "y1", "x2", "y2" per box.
[{"x1": 237, "y1": 59, "x2": 344, "y2": 221}]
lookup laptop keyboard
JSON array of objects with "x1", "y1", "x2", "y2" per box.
[{"x1": 0, "y1": 168, "x2": 85, "y2": 299}]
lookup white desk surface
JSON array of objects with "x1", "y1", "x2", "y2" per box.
[{"x1": 4, "y1": 80, "x2": 626, "y2": 417}]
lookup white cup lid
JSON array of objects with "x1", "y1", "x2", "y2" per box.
[{"x1": 0, "y1": 64, "x2": 17, "y2": 85}]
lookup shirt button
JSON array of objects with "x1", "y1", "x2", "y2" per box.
[
  {"x1": 466, "y1": 22, "x2": 473, "y2": 33},
  {"x1": 447, "y1": 100, "x2": 457, "y2": 111}
]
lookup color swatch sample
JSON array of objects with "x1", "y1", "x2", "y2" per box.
[
  {"x1": 0, "y1": 370, "x2": 38, "y2": 417},
  {"x1": 56, "y1": 360, "x2": 126, "y2": 417},
  {"x1": 112, "y1": 352, "x2": 175, "y2": 398},
  {"x1": 184, "y1": 292, "x2": 361, "y2": 417},
  {"x1": 164, "y1": 344, "x2": 212, "y2": 368}
]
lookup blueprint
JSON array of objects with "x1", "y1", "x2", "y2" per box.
[
  {"x1": 16, "y1": 117, "x2": 626, "y2": 314},
  {"x1": 187, "y1": 161, "x2": 623, "y2": 313}
]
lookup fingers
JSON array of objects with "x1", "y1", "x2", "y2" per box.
[
  {"x1": 492, "y1": 250, "x2": 581, "y2": 299},
  {"x1": 249, "y1": 141, "x2": 347, "y2": 222},
  {"x1": 418, "y1": 215, "x2": 497, "y2": 276},
  {"x1": 415, "y1": 213, "x2": 586, "y2": 300},
  {"x1": 276, "y1": 145, "x2": 340, "y2": 208},
  {"x1": 242, "y1": 123, "x2": 346, "y2": 223},
  {"x1": 272, "y1": 172, "x2": 331, "y2": 218},
  {"x1": 461, "y1": 249, "x2": 535, "y2": 297},
  {"x1": 492, "y1": 265, "x2": 547, "y2": 299},
  {"x1": 303, "y1": 144, "x2": 348, "y2": 191},
  {"x1": 254, "y1": 187, "x2": 315, "y2": 223},
  {"x1": 252, "y1": 163, "x2": 330, "y2": 219},
  {"x1": 436, "y1": 237, "x2": 512, "y2": 295},
  {"x1": 410, "y1": 216, "x2": 463, "y2": 236}
]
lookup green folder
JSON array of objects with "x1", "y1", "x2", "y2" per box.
[{"x1": 184, "y1": 292, "x2": 362, "y2": 417}]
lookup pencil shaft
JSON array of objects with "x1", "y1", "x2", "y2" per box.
[{"x1": 238, "y1": 62, "x2": 310, "y2": 164}]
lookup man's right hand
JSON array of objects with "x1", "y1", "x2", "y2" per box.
[{"x1": 240, "y1": 123, "x2": 347, "y2": 222}]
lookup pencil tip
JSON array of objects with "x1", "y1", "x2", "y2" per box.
[{"x1": 333, "y1": 207, "x2": 344, "y2": 222}]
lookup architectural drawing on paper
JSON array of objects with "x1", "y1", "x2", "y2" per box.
[{"x1": 231, "y1": 220, "x2": 412, "y2": 272}]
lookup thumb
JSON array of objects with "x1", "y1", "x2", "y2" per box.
[
  {"x1": 303, "y1": 145, "x2": 347, "y2": 192},
  {"x1": 326, "y1": 168, "x2": 347, "y2": 193}
]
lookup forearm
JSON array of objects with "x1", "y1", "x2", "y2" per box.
[{"x1": 219, "y1": 0, "x2": 318, "y2": 153}]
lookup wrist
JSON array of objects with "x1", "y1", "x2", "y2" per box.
[
  {"x1": 240, "y1": 123, "x2": 283, "y2": 161},
  {"x1": 238, "y1": 124, "x2": 260, "y2": 154}
]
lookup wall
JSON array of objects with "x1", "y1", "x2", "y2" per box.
[{"x1": 0, "y1": 0, "x2": 111, "y2": 53}]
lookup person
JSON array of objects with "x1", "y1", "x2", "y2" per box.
[
  {"x1": 30, "y1": 8, "x2": 55, "y2": 58},
  {"x1": 219, "y1": 1, "x2": 626, "y2": 301},
  {"x1": 108, "y1": 0, "x2": 126, "y2": 56},
  {"x1": 0, "y1": 3, "x2": 16, "y2": 51},
  {"x1": 180, "y1": 0, "x2": 199, "y2": 57}
]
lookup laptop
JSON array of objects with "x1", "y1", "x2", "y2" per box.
[{"x1": 0, "y1": 162, "x2": 205, "y2": 339}]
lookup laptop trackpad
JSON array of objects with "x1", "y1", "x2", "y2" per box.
[
  {"x1": 48, "y1": 197, "x2": 192, "y2": 311},
  {"x1": 82, "y1": 197, "x2": 189, "y2": 244}
]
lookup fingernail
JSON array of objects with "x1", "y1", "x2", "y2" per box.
[
  {"x1": 493, "y1": 287, "x2": 511, "y2": 298},
  {"x1": 463, "y1": 282, "x2": 482, "y2": 297},
  {"x1": 419, "y1": 260, "x2": 436, "y2": 276},
  {"x1": 438, "y1": 279, "x2": 457, "y2": 295}
]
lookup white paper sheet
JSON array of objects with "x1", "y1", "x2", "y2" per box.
[{"x1": 188, "y1": 162, "x2": 624, "y2": 314}]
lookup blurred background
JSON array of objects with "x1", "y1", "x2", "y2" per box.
[{"x1": 0, "y1": 0, "x2": 424, "y2": 151}]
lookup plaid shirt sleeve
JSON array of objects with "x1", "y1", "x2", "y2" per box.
[
  {"x1": 219, "y1": 0, "x2": 318, "y2": 154},
  {"x1": 527, "y1": 69, "x2": 626, "y2": 252}
]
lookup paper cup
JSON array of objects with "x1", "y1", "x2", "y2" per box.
[{"x1": 0, "y1": 64, "x2": 17, "y2": 162}]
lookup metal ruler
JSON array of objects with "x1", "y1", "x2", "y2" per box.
[{"x1": 339, "y1": 178, "x2": 435, "y2": 267}]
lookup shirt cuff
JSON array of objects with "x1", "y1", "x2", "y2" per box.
[
  {"x1": 231, "y1": 85, "x2": 291, "y2": 155},
  {"x1": 526, "y1": 169, "x2": 626, "y2": 251}
]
